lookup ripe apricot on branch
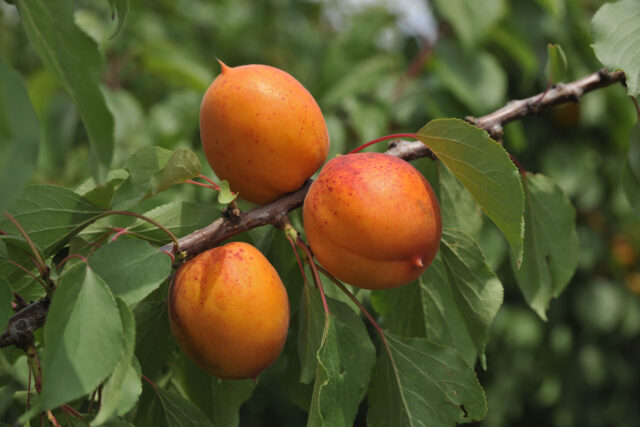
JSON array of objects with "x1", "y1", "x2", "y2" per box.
[
  {"x1": 200, "y1": 61, "x2": 330, "y2": 204},
  {"x1": 303, "y1": 152, "x2": 442, "y2": 290},
  {"x1": 169, "y1": 242, "x2": 290, "y2": 379}
]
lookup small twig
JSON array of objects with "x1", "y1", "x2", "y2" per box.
[
  {"x1": 110, "y1": 227, "x2": 129, "y2": 242},
  {"x1": 56, "y1": 254, "x2": 88, "y2": 269},
  {"x1": 3, "y1": 213, "x2": 47, "y2": 278},
  {"x1": 61, "y1": 405, "x2": 88, "y2": 425},
  {"x1": 198, "y1": 174, "x2": 222, "y2": 191},
  {"x1": 285, "y1": 234, "x2": 311, "y2": 289},
  {"x1": 185, "y1": 179, "x2": 218, "y2": 190},
  {"x1": 349, "y1": 133, "x2": 418, "y2": 154},
  {"x1": 7, "y1": 261, "x2": 48, "y2": 291},
  {"x1": 46, "y1": 410, "x2": 61, "y2": 427},
  {"x1": 295, "y1": 238, "x2": 330, "y2": 315},
  {"x1": 534, "y1": 80, "x2": 552, "y2": 105},
  {"x1": 104, "y1": 211, "x2": 180, "y2": 253},
  {"x1": 13, "y1": 292, "x2": 28, "y2": 310}
]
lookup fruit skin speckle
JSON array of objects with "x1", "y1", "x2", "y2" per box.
[
  {"x1": 200, "y1": 61, "x2": 330, "y2": 204},
  {"x1": 303, "y1": 152, "x2": 442, "y2": 290},
  {"x1": 169, "y1": 242, "x2": 290, "y2": 379}
]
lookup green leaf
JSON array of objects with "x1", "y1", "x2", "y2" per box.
[
  {"x1": 112, "y1": 147, "x2": 200, "y2": 210},
  {"x1": 134, "y1": 300, "x2": 176, "y2": 377},
  {"x1": 172, "y1": 353, "x2": 256, "y2": 427},
  {"x1": 16, "y1": 0, "x2": 114, "y2": 182},
  {"x1": 416, "y1": 119, "x2": 525, "y2": 261},
  {"x1": 431, "y1": 45, "x2": 507, "y2": 114},
  {"x1": 545, "y1": 44, "x2": 568, "y2": 84},
  {"x1": 510, "y1": 174, "x2": 579, "y2": 320},
  {"x1": 0, "y1": 55, "x2": 39, "y2": 213},
  {"x1": 438, "y1": 165, "x2": 483, "y2": 237},
  {"x1": 37, "y1": 262, "x2": 124, "y2": 411},
  {"x1": 124, "y1": 201, "x2": 220, "y2": 244},
  {"x1": 298, "y1": 286, "x2": 326, "y2": 384},
  {"x1": 624, "y1": 124, "x2": 640, "y2": 218},
  {"x1": 592, "y1": 0, "x2": 640, "y2": 96},
  {"x1": 0, "y1": 278, "x2": 12, "y2": 332},
  {"x1": 421, "y1": 229, "x2": 503, "y2": 367},
  {"x1": 627, "y1": 123, "x2": 640, "y2": 181},
  {"x1": 218, "y1": 180, "x2": 238, "y2": 204},
  {"x1": 94, "y1": 298, "x2": 140, "y2": 425},
  {"x1": 0, "y1": 185, "x2": 104, "y2": 258},
  {"x1": 108, "y1": 0, "x2": 129, "y2": 39},
  {"x1": 150, "y1": 387, "x2": 213, "y2": 427},
  {"x1": 623, "y1": 159, "x2": 640, "y2": 218},
  {"x1": 89, "y1": 239, "x2": 172, "y2": 305},
  {"x1": 432, "y1": 0, "x2": 506, "y2": 49},
  {"x1": 75, "y1": 169, "x2": 129, "y2": 210},
  {"x1": 370, "y1": 282, "x2": 426, "y2": 338},
  {"x1": 367, "y1": 332, "x2": 487, "y2": 426},
  {"x1": 308, "y1": 298, "x2": 376, "y2": 427}
]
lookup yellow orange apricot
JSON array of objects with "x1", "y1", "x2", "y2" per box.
[
  {"x1": 200, "y1": 62, "x2": 330, "y2": 204},
  {"x1": 303, "y1": 152, "x2": 442, "y2": 290},
  {"x1": 169, "y1": 242, "x2": 289, "y2": 379}
]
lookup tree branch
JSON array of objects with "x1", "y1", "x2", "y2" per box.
[
  {"x1": 466, "y1": 69, "x2": 626, "y2": 140},
  {"x1": 0, "y1": 68, "x2": 626, "y2": 349}
]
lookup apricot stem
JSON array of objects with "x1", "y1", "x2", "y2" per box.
[
  {"x1": 349, "y1": 133, "x2": 418, "y2": 154},
  {"x1": 185, "y1": 179, "x2": 218, "y2": 190},
  {"x1": 3, "y1": 212, "x2": 48, "y2": 281},
  {"x1": 56, "y1": 254, "x2": 89, "y2": 268},
  {"x1": 198, "y1": 174, "x2": 222, "y2": 191},
  {"x1": 317, "y1": 263, "x2": 404, "y2": 389},
  {"x1": 295, "y1": 237, "x2": 330, "y2": 315},
  {"x1": 7, "y1": 260, "x2": 48, "y2": 291},
  {"x1": 285, "y1": 234, "x2": 312, "y2": 289},
  {"x1": 104, "y1": 211, "x2": 180, "y2": 253}
]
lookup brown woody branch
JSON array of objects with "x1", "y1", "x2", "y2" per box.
[
  {"x1": 0, "y1": 68, "x2": 626, "y2": 349},
  {"x1": 466, "y1": 69, "x2": 626, "y2": 140}
]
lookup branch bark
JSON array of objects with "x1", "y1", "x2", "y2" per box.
[{"x1": 0, "y1": 68, "x2": 626, "y2": 348}]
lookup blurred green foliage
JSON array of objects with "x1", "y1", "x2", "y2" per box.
[{"x1": 1, "y1": 0, "x2": 639, "y2": 425}]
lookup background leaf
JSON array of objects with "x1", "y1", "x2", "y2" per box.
[
  {"x1": 217, "y1": 180, "x2": 238, "y2": 205},
  {"x1": 172, "y1": 353, "x2": 256, "y2": 427},
  {"x1": 510, "y1": 174, "x2": 579, "y2": 320},
  {"x1": 545, "y1": 43, "x2": 567, "y2": 83},
  {"x1": 308, "y1": 298, "x2": 376, "y2": 427},
  {"x1": 16, "y1": 0, "x2": 114, "y2": 181},
  {"x1": 416, "y1": 119, "x2": 524, "y2": 261},
  {"x1": 37, "y1": 262, "x2": 123, "y2": 411},
  {"x1": 149, "y1": 386, "x2": 213, "y2": 427},
  {"x1": 432, "y1": 0, "x2": 506, "y2": 49},
  {"x1": 298, "y1": 286, "x2": 326, "y2": 384},
  {"x1": 89, "y1": 238, "x2": 172, "y2": 305},
  {"x1": 592, "y1": 0, "x2": 640, "y2": 96},
  {"x1": 0, "y1": 55, "x2": 39, "y2": 213},
  {"x1": 367, "y1": 332, "x2": 487, "y2": 426},
  {"x1": 0, "y1": 185, "x2": 103, "y2": 258},
  {"x1": 93, "y1": 298, "x2": 140, "y2": 425},
  {"x1": 421, "y1": 229, "x2": 503, "y2": 367},
  {"x1": 108, "y1": 0, "x2": 129, "y2": 39},
  {"x1": 111, "y1": 147, "x2": 200, "y2": 210},
  {"x1": 134, "y1": 299, "x2": 176, "y2": 378},
  {"x1": 125, "y1": 201, "x2": 222, "y2": 244}
]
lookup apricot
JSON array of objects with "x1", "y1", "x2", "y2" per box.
[
  {"x1": 200, "y1": 62, "x2": 330, "y2": 204},
  {"x1": 303, "y1": 152, "x2": 442, "y2": 290},
  {"x1": 169, "y1": 242, "x2": 289, "y2": 379}
]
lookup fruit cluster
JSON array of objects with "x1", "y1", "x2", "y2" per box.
[{"x1": 169, "y1": 62, "x2": 442, "y2": 379}]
